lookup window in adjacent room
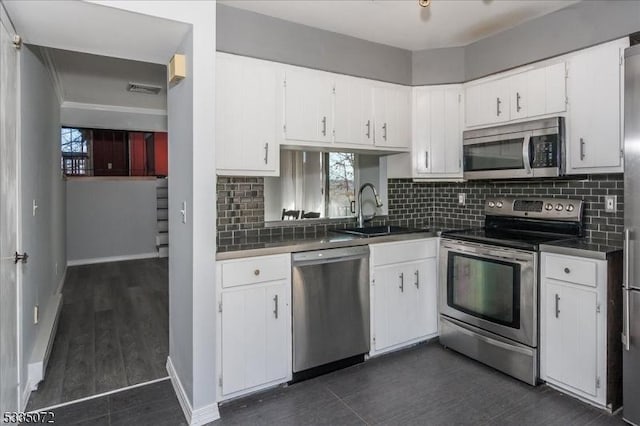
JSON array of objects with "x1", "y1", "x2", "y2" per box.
[{"x1": 60, "y1": 127, "x2": 168, "y2": 177}]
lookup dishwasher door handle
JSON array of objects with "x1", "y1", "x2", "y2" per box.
[{"x1": 292, "y1": 246, "x2": 370, "y2": 266}]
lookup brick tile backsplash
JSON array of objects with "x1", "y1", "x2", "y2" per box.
[
  {"x1": 388, "y1": 173, "x2": 624, "y2": 243},
  {"x1": 217, "y1": 174, "x2": 624, "y2": 248}
]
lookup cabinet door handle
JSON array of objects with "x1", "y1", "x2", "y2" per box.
[
  {"x1": 399, "y1": 272, "x2": 404, "y2": 292},
  {"x1": 414, "y1": 270, "x2": 419, "y2": 289},
  {"x1": 496, "y1": 97, "x2": 502, "y2": 116},
  {"x1": 273, "y1": 295, "x2": 279, "y2": 319},
  {"x1": 425, "y1": 151, "x2": 429, "y2": 169},
  {"x1": 383, "y1": 123, "x2": 387, "y2": 141},
  {"x1": 516, "y1": 92, "x2": 522, "y2": 112},
  {"x1": 366, "y1": 120, "x2": 371, "y2": 139},
  {"x1": 264, "y1": 143, "x2": 269, "y2": 164},
  {"x1": 321, "y1": 116, "x2": 327, "y2": 136},
  {"x1": 580, "y1": 138, "x2": 586, "y2": 160},
  {"x1": 555, "y1": 294, "x2": 560, "y2": 318}
]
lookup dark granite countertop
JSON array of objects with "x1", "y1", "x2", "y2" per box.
[
  {"x1": 539, "y1": 238, "x2": 623, "y2": 260},
  {"x1": 216, "y1": 227, "x2": 449, "y2": 260}
]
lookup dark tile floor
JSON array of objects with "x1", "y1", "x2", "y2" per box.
[
  {"x1": 27, "y1": 258, "x2": 169, "y2": 410},
  {"x1": 41, "y1": 342, "x2": 625, "y2": 425}
]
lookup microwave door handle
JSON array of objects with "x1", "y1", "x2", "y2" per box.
[{"x1": 522, "y1": 134, "x2": 532, "y2": 175}]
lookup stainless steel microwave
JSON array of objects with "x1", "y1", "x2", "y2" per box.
[{"x1": 463, "y1": 117, "x2": 565, "y2": 180}]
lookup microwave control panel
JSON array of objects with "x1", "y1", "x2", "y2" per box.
[{"x1": 531, "y1": 134, "x2": 558, "y2": 168}]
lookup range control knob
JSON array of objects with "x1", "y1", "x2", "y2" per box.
[
  {"x1": 488, "y1": 201, "x2": 496, "y2": 208},
  {"x1": 545, "y1": 203, "x2": 553, "y2": 211},
  {"x1": 555, "y1": 204, "x2": 564, "y2": 211},
  {"x1": 566, "y1": 204, "x2": 575, "y2": 212},
  {"x1": 496, "y1": 201, "x2": 503, "y2": 208}
]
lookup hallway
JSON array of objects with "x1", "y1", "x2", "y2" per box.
[{"x1": 27, "y1": 258, "x2": 169, "y2": 410}]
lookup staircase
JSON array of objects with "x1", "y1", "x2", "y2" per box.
[{"x1": 156, "y1": 178, "x2": 169, "y2": 258}]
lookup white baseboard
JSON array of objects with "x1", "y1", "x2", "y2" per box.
[
  {"x1": 24, "y1": 292, "x2": 64, "y2": 409},
  {"x1": 55, "y1": 265, "x2": 67, "y2": 294},
  {"x1": 166, "y1": 357, "x2": 220, "y2": 426},
  {"x1": 67, "y1": 252, "x2": 158, "y2": 266}
]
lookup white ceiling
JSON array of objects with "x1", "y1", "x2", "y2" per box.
[
  {"x1": 3, "y1": 0, "x2": 190, "y2": 64},
  {"x1": 219, "y1": 0, "x2": 581, "y2": 51},
  {"x1": 43, "y1": 47, "x2": 167, "y2": 110}
]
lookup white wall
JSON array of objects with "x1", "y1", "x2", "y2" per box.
[
  {"x1": 65, "y1": 178, "x2": 158, "y2": 264},
  {"x1": 19, "y1": 45, "x2": 66, "y2": 400}
]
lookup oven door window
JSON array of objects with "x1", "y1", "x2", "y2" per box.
[
  {"x1": 447, "y1": 252, "x2": 521, "y2": 328},
  {"x1": 464, "y1": 138, "x2": 524, "y2": 172}
]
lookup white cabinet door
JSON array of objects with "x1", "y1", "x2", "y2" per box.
[
  {"x1": 216, "y1": 54, "x2": 279, "y2": 175},
  {"x1": 542, "y1": 280, "x2": 598, "y2": 397},
  {"x1": 414, "y1": 86, "x2": 463, "y2": 178},
  {"x1": 334, "y1": 76, "x2": 374, "y2": 146},
  {"x1": 545, "y1": 62, "x2": 567, "y2": 114},
  {"x1": 407, "y1": 258, "x2": 438, "y2": 340},
  {"x1": 509, "y1": 71, "x2": 530, "y2": 120},
  {"x1": 372, "y1": 264, "x2": 409, "y2": 351},
  {"x1": 284, "y1": 67, "x2": 333, "y2": 144},
  {"x1": 567, "y1": 39, "x2": 626, "y2": 172},
  {"x1": 465, "y1": 78, "x2": 509, "y2": 126},
  {"x1": 373, "y1": 85, "x2": 410, "y2": 149},
  {"x1": 220, "y1": 280, "x2": 289, "y2": 396}
]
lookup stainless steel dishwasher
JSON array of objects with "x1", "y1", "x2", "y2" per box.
[{"x1": 291, "y1": 245, "x2": 370, "y2": 376}]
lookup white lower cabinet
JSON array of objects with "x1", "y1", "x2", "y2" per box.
[
  {"x1": 216, "y1": 254, "x2": 292, "y2": 401},
  {"x1": 540, "y1": 251, "x2": 621, "y2": 410},
  {"x1": 369, "y1": 239, "x2": 438, "y2": 356}
]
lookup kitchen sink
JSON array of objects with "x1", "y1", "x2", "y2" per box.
[{"x1": 333, "y1": 225, "x2": 424, "y2": 237}]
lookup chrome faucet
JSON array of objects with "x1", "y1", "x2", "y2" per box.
[{"x1": 357, "y1": 183, "x2": 383, "y2": 228}]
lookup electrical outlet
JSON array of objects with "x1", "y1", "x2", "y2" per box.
[
  {"x1": 605, "y1": 195, "x2": 617, "y2": 213},
  {"x1": 34, "y1": 305, "x2": 39, "y2": 325},
  {"x1": 458, "y1": 193, "x2": 466, "y2": 206}
]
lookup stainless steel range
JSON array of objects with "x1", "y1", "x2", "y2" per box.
[{"x1": 439, "y1": 197, "x2": 584, "y2": 385}]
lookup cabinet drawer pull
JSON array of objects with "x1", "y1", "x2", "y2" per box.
[
  {"x1": 399, "y1": 272, "x2": 404, "y2": 292},
  {"x1": 254, "y1": 269, "x2": 260, "y2": 276},
  {"x1": 555, "y1": 294, "x2": 560, "y2": 318},
  {"x1": 273, "y1": 295, "x2": 279, "y2": 319},
  {"x1": 414, "y1": 270, "x2": 419, "y2": 289},
  {"x1": 564, "y1": 267, "x2": 570, "y2": 274}
]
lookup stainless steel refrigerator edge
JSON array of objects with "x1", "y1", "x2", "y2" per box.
[{"x1": 623, "y1": 43, "x2": 640, "y2": 426}]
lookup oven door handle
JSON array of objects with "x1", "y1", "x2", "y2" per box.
[
  {"x1": 444, "y1": 246, "x2": 533, "y2": 264},
  {"x1": 522, "y1": 133, "x2": 532, "y2": 175}
]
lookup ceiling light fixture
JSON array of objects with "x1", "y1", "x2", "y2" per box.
[
  {"x1": 127, "y1": 82, "x2": 162, "y2": 95},
  {"x1": 418, "y1": 0, "x2": 431, "y2": 7}
]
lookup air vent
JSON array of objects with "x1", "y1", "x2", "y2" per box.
[{"x1": 127, "y1": 82, "x2": 162, "y2": 95}]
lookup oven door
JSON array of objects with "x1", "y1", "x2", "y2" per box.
[
  {"x1": 463, "y1": 130, "x2": 533, "y2": 180},
  {"x1": 439, "y1": 239, "x2": 537, "y2": 347}
]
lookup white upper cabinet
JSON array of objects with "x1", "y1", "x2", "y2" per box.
[
  {"x1": 373, "y1": 85, "x2": 411, "y2": 149},
  {"x1": 566, "y1": 38, "x2": 628, "y2": 174},
  {"x1": 413, "y1": 85, "x2": 463, "y2": 178},
  {"x1": 465, "y1": 62, "x2": 567, "y2": 129},
  {"x1": 334, "y1": 76, "x2": 374, "y2": 146},
  {"x1": 284, "y1": 66, "x2": 334, "y2": 144},
  {"x1": 216, "y1": 53, "x2": 281, "y2": 176}
]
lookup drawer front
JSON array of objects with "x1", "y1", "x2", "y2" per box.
[
  {"x1": 371, "y1": 238, "x2": 437, "y2": 266},
  {"x1": 221, "y1": 254, "x2": 290, "y2": 288},
  {"x1": 543, "y1": 254, "x2": 597, "y2": 287}
]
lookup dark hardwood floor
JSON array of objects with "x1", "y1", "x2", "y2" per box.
[
  {"x1": 41, "y1": 342, "x2": 625, "y2": 425},
  {"x1": 27, "y1": 258, "x2": 169, "y2": 410}
]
